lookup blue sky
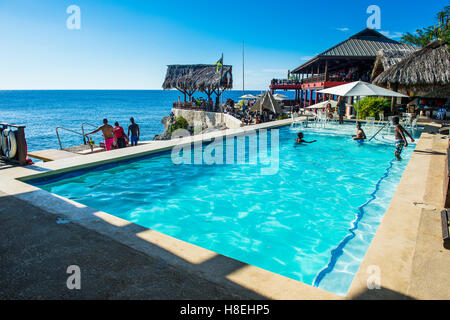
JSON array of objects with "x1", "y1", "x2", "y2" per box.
[{"x1": 0, "y1": 0, "x2": 447, "y2": 90}]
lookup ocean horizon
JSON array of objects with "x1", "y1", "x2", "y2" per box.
[{"x1": 1, "y1": 90, "x2": 296, "y2": 153}]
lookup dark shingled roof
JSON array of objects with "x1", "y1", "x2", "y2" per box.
[
  {"x1": 162, "y1": 64, "x2": 233, "y2": 92},
  {"x1": 292, "y1": 29, "x2": 415, "y2": 74},
  {"x1": 320, "y1": 29, "x2": 414, "y2": 57}
]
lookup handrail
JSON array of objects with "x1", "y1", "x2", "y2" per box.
[
  {"x1": 81, "y1": 122, "x2": 98, "y2": 144},
  {"x1": 369, "y1": 122, "x2": 390, "y2": 141},
  {"x1": 56, "y1": 126, "x2": 84, "y2": 150}
]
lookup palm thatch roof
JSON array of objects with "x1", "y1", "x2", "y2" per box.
[
  {"x1": 373, "y1": 40, "x2": 450, "y2": 95},
  {"x1": 162, "y1": 64, "x2": 233, "y2": 92},
  {"x1": 371, "y1": 47, "x2": 417, "y2": 79}
]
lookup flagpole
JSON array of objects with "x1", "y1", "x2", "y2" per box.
[
  {"x1": 221, "y1": 53, "x2": 224, "y2": 105},
  {"x1": 242, "y1": 40, "x2": 245, "y2": 96}
]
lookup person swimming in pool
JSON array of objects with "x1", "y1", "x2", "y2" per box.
[
  {"x1": 352, "y1": 121, "x2": 367, "y2": 143},
  {"x1": 295, "y1": 132, "x2": 316, "y2": 144},
  {"x1": 392, "y1": 116, "x2": 415, "y2": 160},
  {"x1": 85, "y1": 118, "x2": 115, "y2": 151}
]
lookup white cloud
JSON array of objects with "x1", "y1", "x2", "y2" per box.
[
  {"x1": 336, "y1": 27, "x2": 350, "y2": 32},
  {"x1": 380, "y1": 31, "x2": 404, "y2": 39}
]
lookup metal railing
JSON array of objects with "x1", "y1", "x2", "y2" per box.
[
  {"x1": 81, "y1": 122, "x2": 98, "y2": 144},
  {"x1": 55, "y1": 126, "x2": 85, "y2": 150}
]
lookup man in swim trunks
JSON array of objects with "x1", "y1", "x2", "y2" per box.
[
  {"x1": 352, "y1": 122, "x2": 367, "y2": 143},
  {"x1": 392, "y1": 116, "x2": 415, "y2": 160},
  {"x1": 85, "y1": 118, "x2": 115, "y2": 151},
  {"x1": 337, "y1": 96, "x2": 346, "y2": 125},
  {"x1": 295, "y1": 132, "x2": 316, "y2": 144},
  {"x1": 128, "y1": 117, "x2": 140, "y2": 146}
]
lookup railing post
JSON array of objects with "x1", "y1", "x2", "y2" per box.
[{"x1": 15, "y1": 126, "x2": 27, "y2": 165}]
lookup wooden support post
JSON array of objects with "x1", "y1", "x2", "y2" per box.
[
  {"x1": 325, "y1": 60, "x2": 328, "y2": 82},
  {"x1": 15, "y1": 126, "x2": 27, "y2": 166}
]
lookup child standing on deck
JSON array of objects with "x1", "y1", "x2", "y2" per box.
[{"x1": 392, "y1": 116, "x2": 415, "y2": 160}]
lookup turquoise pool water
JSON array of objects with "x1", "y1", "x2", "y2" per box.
[{"x1": 32, "y1": 123, "x2": 421, "y2": 295}]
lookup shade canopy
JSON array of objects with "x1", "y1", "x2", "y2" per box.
[
  {"x1": 273, "y1": 93, "x2": 288, "y2": 101},
  {"x1": 318, "y1": 81, "x2": 408, "y2": 98},
  {"x1": 305, "y1": 99, "x2": 352, "y2": 110},
  {"x1": 250, "y1": 91, "x2": 282, "y2": 114},
  {"x1": 239, "y1": 94, "x2": 258, "y2": 99}
]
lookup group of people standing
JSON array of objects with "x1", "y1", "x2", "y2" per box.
[{"x1": 84, "y1": 117, "x2": 140, "y2": 151}]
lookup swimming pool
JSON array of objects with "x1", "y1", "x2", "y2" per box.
[{"x1": 30, "y1": 123, "x2": 422, "y2": 296}]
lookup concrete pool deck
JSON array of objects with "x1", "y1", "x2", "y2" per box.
[{"x1": 0, "y1": 119, "x2": 449, "y2": 299}]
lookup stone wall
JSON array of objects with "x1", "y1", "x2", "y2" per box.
[{"x1": 172, "y1": 109, "x2": 242, "y2": 130}]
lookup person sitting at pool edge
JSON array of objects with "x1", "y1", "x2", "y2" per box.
[
  {"x1": 85, "y1": 118, "x2": 115, "y2": 151},
  {"x1": 295, "y1": 132, "x2": 316, "y2": 144},
  {"x1": 128, "y1": 117, "x2": 140, "y2": 146},
  {"x1": 392, "y1": 116, "x2": 415, "y2": 160},
  {"x1": 352, "y1": 121, "x2": 367, "y2": 143},
  {"x1": 114, "y1": 121, "x2": 128, "y2": 149}
]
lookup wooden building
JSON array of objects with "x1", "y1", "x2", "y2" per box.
[{"x1": 270, "y1": 28, "x2": 414, "y2": 107}]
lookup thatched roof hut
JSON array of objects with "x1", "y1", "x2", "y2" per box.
[
  {"x1": 162, "y1": 64, "x2": 232, "y2": 98},
  {"x1": 371, "y1": 48, "x2": 417, "y2": 80},
  {"x1": 373, "y1": 40, "x2": 450, "y2": 95}
]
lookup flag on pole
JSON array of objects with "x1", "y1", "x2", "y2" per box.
[{"x1": 215, "y1": 54, "x2": 223, "y2": 73}]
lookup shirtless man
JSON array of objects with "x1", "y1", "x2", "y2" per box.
[
  {"x1": 85, "y1": 118, "x2": 115, "y2": 151},
  {"x1": 392, "y1": 116, "x2": 415, "y2": 160},
  {"x1": 295, "y1": 132, "x2": 316, "y2": 144},
  {"x1": 128, "y1": 117, "x2": 140, "y2": 146},
  {"x1": 352, "y1": 122, "x2": 367, "y2": 143}
]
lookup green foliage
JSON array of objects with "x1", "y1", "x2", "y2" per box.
[
  {"x1": 276, "y1": 113, "x2": 289, "y2": 120},
  {"x1": 357, "y1": 97, "x2": 390, "y2": 120},
  {"x1": 401, "y1": 6, "x2": 450, "y2": 48},
  {"x1": 168, "y1": 116, "x2": 189, "y2": 135}
]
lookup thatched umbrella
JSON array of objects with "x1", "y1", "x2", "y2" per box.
[
  {"x1": 250, "y1": 91, "x2": 282, "y2": 114},
  {"x1": 373, "y1": 40, "x2": 450, "y2": 96},
  {"x1": 162, "y1": 64, "x2": 233, "y2": 101}
]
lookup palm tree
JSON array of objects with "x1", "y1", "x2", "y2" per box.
[{"x1": 401, "y1": 6, "x2": 449, "y2": 47}]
